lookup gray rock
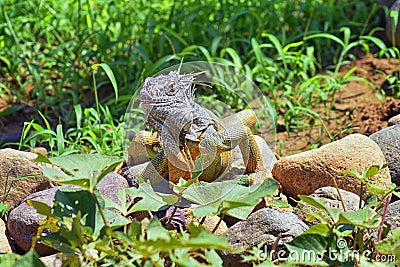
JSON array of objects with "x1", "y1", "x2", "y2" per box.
[
  {"x1": 272, "y1": 134, "x2": 391, "y2": 198},
  {"x1": 220, "y1": 208, "x2": 307, "y2": 266},
  {"x1": 386, "y1": 200, "x2": 400, "y2": 230},
  {"x1": 388, "y1": 114, "x2": 400, "y2": 126},
  {"x1": 96, "y1": 172, "x2": 129, "y2": 204},
  {"x1": 7, "y1": 172, "x2": 128, "y2": 256},
  {"x1": 7, "y1": 187, "x2": 59, "y2": 256},
  {"x1": 311, "y1": 187, "x2": 363, "y2": 212},
  {"x1": 40, "y1": 254, "x2": 63, "y2": 267},
  {"x1": 0, "y1": 148, "x2": 53, "y2": 211},
  {"x1": 295, "y1": 187, "x2": 363, "y2": 226},
  {"x1": 370, "y1": 125, "x2": 400, "y2": 185}
]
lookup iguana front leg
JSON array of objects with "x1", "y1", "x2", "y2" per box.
[{"x1": 200, "y1": 109, "x2": 268, "y2": 183}]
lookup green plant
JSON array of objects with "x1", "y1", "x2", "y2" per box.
[
  {"x1": 4, "y1": 153, "x2": 279, "y2": 266},
  {"x1": 285, "y1": 165, "x2": 398, "y2": 266}
]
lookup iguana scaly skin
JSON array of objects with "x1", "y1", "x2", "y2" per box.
[{"x1": 125, "y1": 64, "x2": 268, "y2": 185}]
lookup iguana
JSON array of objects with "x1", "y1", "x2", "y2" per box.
[{"x1": 123, "y1": 63, "x2": 269, "y2": 186}]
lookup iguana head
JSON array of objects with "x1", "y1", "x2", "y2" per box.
[
  {"x1": 140, "y1": 69, "x2": 198, "y2": 106},
  {"x1": 140, "y1": 63, "x2": 204, "y2": 134}
]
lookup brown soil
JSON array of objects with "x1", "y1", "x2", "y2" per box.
[{"x1": 276, "y1": 54, "x2": 400, "y2": 156}]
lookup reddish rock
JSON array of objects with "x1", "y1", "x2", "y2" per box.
[
  {"x1": 0, "y1": 149, "x2": 52, "y2": 211},
  {"x1": 272, "y1": 134, "x2": 391, "y2": 198}
]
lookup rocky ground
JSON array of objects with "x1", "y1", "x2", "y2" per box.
[{"x1": 0, "y1": 118, "x2": 399, "y2": 266}]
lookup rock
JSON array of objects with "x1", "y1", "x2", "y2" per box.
[
  {"x1": 295, "y1": 187, "x2": 363, "y2": 226},
  {"x1": 7, "y1": 172, "x2": 128, "y2": 256},
  {"x1": 40, "y1": 254, "x2": 63, "y2": 267},
  {"x1": 7, "y1": 187, "x2": 59, "y2": 256},
  {"x1": 30, "y1": 147, "x2": 48, "y2": 157},
  {"x1": 224, "y1": 208, "x2": 307, "y2": 250},
  {"x1": 370, "y1": 125, "x2": 400, "y2": 185},
  {"x1": 386, "y1": 0, "x2": 400, "y2": 47},
  {"x1": 0, "y1": 219, "x2": 12, "y2": 253},
  {"x1": 220, "y1": 208, "x2": 307, "y2": 267},
  {"x1": 310, "y1": 187, "x2": 363, "y2": 211},
  {"x1": 272, "y1": 134, "x2": 391, "y2": 198},
  {"x1": 0, "y1": 148, "x2": 53, "y2": 211},
  {"x1": 386, "y1": 200, "x2": 400, "y2": 230},
  {"x1": 182, "y1": 207, "x2": 228, "y2": 236},
  {"x1": 388, "y1": 114, "x2": 400, "y2": 126},
  {"x1": 225, "y1": 135, "x2": 276, "y2": 181},
  {"x1": 96, "y1": 172, "x2": 129, "y2": 204}
]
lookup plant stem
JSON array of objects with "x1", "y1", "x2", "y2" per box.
[
  {"x1": 91, "y1": 190, "x2": 108, "y2": 227},
  {"x1": 332, "y1": 177, "x2": 346, "y2": 212},
  {"x1": 358, "y1": 184, "x2": 364, "y2": 210},
  {"x1": 165, "y1": 205, "x2": 178, "y2": 229},
  {"x1": 211, "y1": 213, "x2": 224, "y2": 234},
  {"x1": 377, "y1": 194, "x2": 392, "y2": 243}
]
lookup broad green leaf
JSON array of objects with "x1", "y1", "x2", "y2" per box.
[
  {"x1": 155, "y1": 192, "x2": 179, "y2": 205},
  {"x1": 285, "y1": 234, "x2": 329, "y2": 266},
  {"x1": 49, "y1": 154, "x2": 122, "y2": 181},
  {"x1": 298, "y1": 195, "x2": 340, "y2": 222},
  {"x1": 270, "y1": 199, "x2": 291, "y2": 208},
  {"x1": 53, "y1": 188, "x2": 109, "y2": 239},
  {"x1": 367, "y1": 183, "x2": 395, "y2": 196},
  {"x1": 27, "y1": 200, "x2": 52, "y2": 216},
  {"x1": 375, "y1": 228, "x2": 400, "y2": 265},
  {"x1": 45, "y1": 154, "x2": 122, "y2": 189},
  {"x1": 192, "y1": 205, "x2": 219, "y2": 217},
  {"x1": 147, "y1": 218, "x2": 170, "y2": 241},
  {"x1": 183, "y1": 178, "x2": 279, "y2": 219},
  {"x1": 365, "y1": 165, "x2": 380, "y2": 178},
  {"x1": 301, "y1": 224, "x2": 330, "y2": 235},
  {"x1": 13, "y1": 249, "x2": 45, "y2": 267},
  {"x1": 0, "y1": 253, "x2": 20, "y2": 266},
  {"x1": 337, "y1": 209, "x2": 380, "y2": 229}
]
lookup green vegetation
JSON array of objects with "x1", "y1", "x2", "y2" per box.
[
  {"x1": 1, "y1": 0, "x2": 397, "y2": 155},
  {"x1": 1, "y1": 0, "x2": 400, "y2": 266}
]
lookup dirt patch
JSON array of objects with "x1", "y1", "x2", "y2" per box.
[{"x1": 276, "y1": 54, "x2": 400, "y2": 156}]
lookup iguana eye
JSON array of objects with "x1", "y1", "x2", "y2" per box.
[{"x1": 166, "y1": 81, "x2": 177, "y2": 95}]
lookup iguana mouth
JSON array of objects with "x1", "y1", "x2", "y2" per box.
[{"x1": 140, "y1": 99, "x2": 185, "y2": 105}]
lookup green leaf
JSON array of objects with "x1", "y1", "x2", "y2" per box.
[
  {"x1": 46, "y1": 154, "x2": 122, "y2": 189},
  {"x1": 375, "y1": 228, "x2": 400, "y2": 265},
  {"x1": 0, "y1": 252, "x2": 20, "y2": 266},
  {"x1": 183, "y1": 178, "x2": 279, "y2": 219},
  {"x1": 367, "y1": 183, "x2": 395, "y2": 196},
  {"x1": 147, "y1": 218, "x2": 170, "y2": 241},
  {"x1": 13, "y1": 249, "x2": 45, "y2": 267},
  {"x1": 337, "y1": 209, "x2": 380, "y2": 229},
  {"x1": 53, "y1": 188, "x2": 109, "y2": 239},
  {"x1": 91, "y1": 63, "x2": 119, "y2": 103},
  {"x1": 27, "y1": 200, "x2": 52, "y2": 216},
  {"x1": 365, "y1": 165, "x2": 380, "y2": 178},
  {"x1": 0, "y1": 202, "x2": 7, "y2": 217},
  {"x1": 301, "y1": 224, "x2": 330, "y2": 235},
  {"x1": 285, "y1": 234, "x2": 330, "y2": 266},
  {"x1": 192, "y1": 205, "x2": 219, "y2": 217}
]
